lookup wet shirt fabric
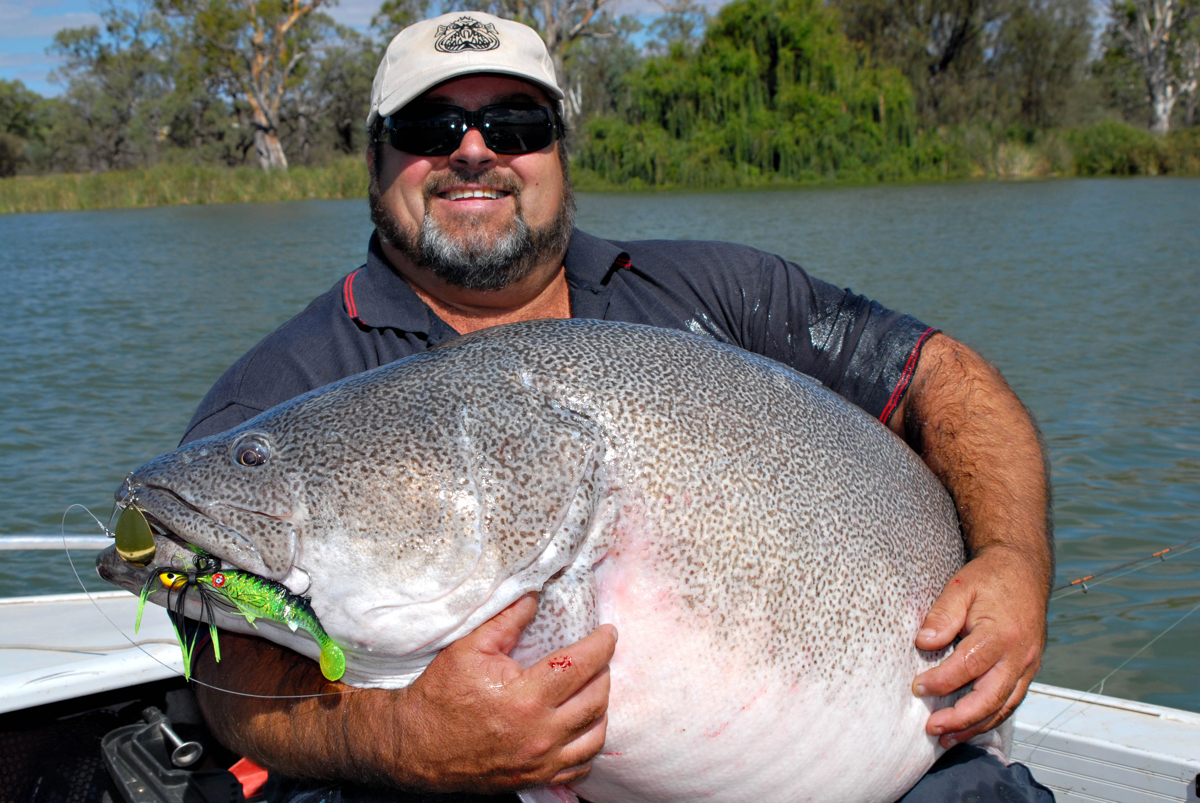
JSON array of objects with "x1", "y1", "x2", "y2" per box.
[{"x1": 182, "y1": 228, "x2": 935, "y2": 444}]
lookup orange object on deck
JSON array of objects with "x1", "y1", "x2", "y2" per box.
[{"x1": 229, "y1": 757, "x2": 270, "y2": 799}]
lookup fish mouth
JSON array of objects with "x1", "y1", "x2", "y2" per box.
[{"x1": 117, "y1": 480, "x2": 291, "y2": 579}]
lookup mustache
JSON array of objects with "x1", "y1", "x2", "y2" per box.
[{"x1": 423, "y1": 168, "x2": 522, "y2": 203}]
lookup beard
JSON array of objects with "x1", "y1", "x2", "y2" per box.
[{"x1": 370, "y1": 164, "x2": 575, "y2": 292}]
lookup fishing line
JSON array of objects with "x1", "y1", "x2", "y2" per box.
[
  {"x1": 60, "y1": 504, "x2": 361, "y2": 701},
  {"x1": 1051, "y1": 536, "x2": 1200, "y2": 601},
  {"x1": 1016, "y1": 595, "x2": 1200, "y2": 751}
]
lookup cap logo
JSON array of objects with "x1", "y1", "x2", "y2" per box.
[{"x1": 434, "y1": 16, "x2": 501, "y2": 53}]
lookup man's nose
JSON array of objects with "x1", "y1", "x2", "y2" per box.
[{"x1": 450, "y1": 127, "x2": 496, "y2": 171}]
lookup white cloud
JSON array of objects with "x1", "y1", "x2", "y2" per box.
[{"x1": 0, "y1": 4, "x2": 103, "y2": 40}]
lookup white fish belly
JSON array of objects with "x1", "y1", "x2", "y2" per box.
[{"x1": 576, "y1": 550, "x2": 944, "y2": 803}]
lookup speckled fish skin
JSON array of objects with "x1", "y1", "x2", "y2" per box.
[{"x1": 98, "y1": 319, "x2": 965, "y2": 803}]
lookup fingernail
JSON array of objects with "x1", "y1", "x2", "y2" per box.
[
  {"x1": 931, "y1": 726, "x2": 942, "y2": 735},
  {"x1": 946, "y1": 737, "x2": 957, "y2": 747},
  {"x1": 612, "y1": 626, "x2": 618, "y2": 643},
  {"x1": 918, "y1": 628, "x2": 937, "y2": 640},
  {"x1": 914, "y1": 684, "x2": 927, "y2": 696}
]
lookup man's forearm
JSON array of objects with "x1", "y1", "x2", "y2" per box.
[
  {"x1": 893, "y1": 333, "x2": 1053, "y2": 574},
  {"x1": 192, "y1": 595, "x2": 615, "y2": 791},
  {"x1": 193, "y1": 631, "x2": 400, "y2": 785}
]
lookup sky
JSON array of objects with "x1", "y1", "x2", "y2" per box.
[
  {"x1": 0, "y1": 0, "x2": 393, "y2": 95},
  {"x1": 0, "y1": 0, "x2": 682, "y2": 97}
]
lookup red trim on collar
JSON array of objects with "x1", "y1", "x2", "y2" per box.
[
  {"x1": 879, "y1": 327, "x2": 937, "y2": 424},
  {"x1": 343, "y1": 269, "x2": 362, "y2": 323},
  {"x1": 614, "y1": 255, "x2": 631, "y2": 269}
]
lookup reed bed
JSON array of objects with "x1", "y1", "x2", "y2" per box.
[
  {"x1": 0, "y1": 158, "x2": 369, "y2": 215},
  {"x1": 2, "y1": 123, "x2": 1197, "y2": 214}
]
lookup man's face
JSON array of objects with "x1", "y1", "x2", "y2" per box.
[{"x1": 368, "y1": 74, "x2": 574, "y2": 291}]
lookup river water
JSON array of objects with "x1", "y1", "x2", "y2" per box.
[{"x1": 1, "y1": 178, "x2": 1197, "y2": 712}]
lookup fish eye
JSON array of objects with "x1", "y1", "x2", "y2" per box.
[{"x1": 233, "y1": 435, "x2": 271, "y2": 468}]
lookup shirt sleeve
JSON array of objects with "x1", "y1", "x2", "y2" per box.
[
  {"x1": 740, "y1": 251, "x2": 938, "y2": 422},
  {"x1": 612, "y1": 240, "x2": 938, "y2": 422}
]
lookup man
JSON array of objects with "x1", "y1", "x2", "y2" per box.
[{"x1": 182, "y1": 12, "x2": 1054, "y2": 802}]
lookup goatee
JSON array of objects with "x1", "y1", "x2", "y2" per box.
[{"x1": 370, "y1": 166, "x2": 575, "y2": 292}]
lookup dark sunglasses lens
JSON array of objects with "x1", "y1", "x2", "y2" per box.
[
  {"x1": 386, "y1": 105, "x2": 555, "y2": 155},
  {"x1": 481, "y1": 106, "x2": 554, "y2": 154},
  {"x1": 389, "y1": 108, "x2": 464, "y2": 155}
]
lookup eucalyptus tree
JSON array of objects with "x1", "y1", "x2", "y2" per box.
[
  {"x1": 831, "y1": 0, "x2": 1006, "y2": 124},
  {"x1": 49, "y1": 1, "x2": 174, "y2": 171},
  {"x1": 991, "y1": 0, "x2": 1093, "y2": 129},
  {"x1": 157, "y1": 0, "x2": 336, "y2": 169},
  {"x1": 0, "y1": 79, "x2": 46, "y2": 176},
  {"x1": 1107, "y1": 0, "x2": 1197, "y2": 133}
]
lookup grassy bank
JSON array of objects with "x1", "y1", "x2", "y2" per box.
[
  {"x1": 572, "y1": 122, "x2": 1200, "y2": 191},
  {"x1": 2, "y1": 123, "x2": 1197, "y2": 214},
  {"x1": 0, "y1": 157, "x2": 369, "y2": 214}
]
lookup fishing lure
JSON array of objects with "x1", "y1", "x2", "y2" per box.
[{"x1": 128, "y1": 528, "x2": 346, "y2": 682}]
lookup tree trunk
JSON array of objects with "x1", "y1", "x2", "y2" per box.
[
  {"x1": 254, "y1": 128, "x2": 289, "y2": 170},
  {"x1": 1113, "y1": 0, "x2": 1183, "y2": 135},
  {"x1": 1183, "y1": 40, "x2": 1199, "y2": 127},
  {"x1": 1147, "y1": 47, "x2": 1176, "y2": 134},
  {"x1": 251, "y1": 105, "x2": 289, "y2": 170}
]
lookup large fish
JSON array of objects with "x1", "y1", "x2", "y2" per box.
[{"x1": 98, "y1": 319, "x2": 969, "y2": 802}]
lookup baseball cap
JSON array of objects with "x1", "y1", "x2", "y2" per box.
[{"x1": 368, "y1": 11, "x2": 565, "y2": 126}]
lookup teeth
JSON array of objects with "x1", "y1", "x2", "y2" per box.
[{"x1": 443, "y1": 188, "x2": 503, "y2": 201}]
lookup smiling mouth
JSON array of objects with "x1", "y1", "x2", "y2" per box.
[{"x1": 438, "y1": 188, "x2": 510, "y2": 201}]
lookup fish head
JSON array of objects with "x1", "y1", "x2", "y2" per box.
[
  {"x1": 98, "y1": 348, "x2": 609, "y2": 685},
  {"x1": 112, "y1": 426, "x2": 304, "y2": 583}
]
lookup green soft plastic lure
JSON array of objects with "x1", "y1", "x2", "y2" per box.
[{"x1": 134, "y1": 551, "x2": 345, "y2": 682}]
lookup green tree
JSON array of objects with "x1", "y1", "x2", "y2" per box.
[
  {"x1": 282, "y1": 25, "x2": 378, "y2": 163},
  {"x1": 831, "y1": 0, "x2": 1005, "y2": 125},
  {"x1": 49, "y1": 1, "x2": 173, "y2": 171},
  {"x1": 991, "y1": 0, "x2": 1093, "y2": 130},
  {"x1": 1105, "y1": 0, "x2": 1198, "y2": 133},
  {"x1": 578, "y1": 0, "x2": 920, "y2": 185},
  {"x1": 0, "y1": 79, "x2": 46, "y2": 176},
  {"x1": 371, "y1": 0, "x2": 432, "y2": 37},
  {"x1": 158, "y1": 0, "x2": 337, "y2": 169}
]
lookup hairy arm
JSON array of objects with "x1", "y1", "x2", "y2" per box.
[
  {"x1": 192, "y1": 594, "x2": 616, "y2": 791},
  {"x1": 886, "y1": 333, "x2": 1053, "y2": 747}
]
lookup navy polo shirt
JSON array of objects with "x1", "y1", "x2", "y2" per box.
[{"x1": 181, "y1": 228, "x2": 936, "y2": 444}]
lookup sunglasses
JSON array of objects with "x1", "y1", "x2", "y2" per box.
[{"x1": 381, "y1": 102, "x2": 562, "y2": 156}]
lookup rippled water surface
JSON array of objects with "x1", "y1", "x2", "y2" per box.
[{"x1": 2, "y1": 178, "x2": 1197, "y2": 711}]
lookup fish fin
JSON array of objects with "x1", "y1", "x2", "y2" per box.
[
  {"x1": 319, "y1": 643, "x2": 346, "y2": 682},
  {"x1": 517, "y1": 787, "x2": 579, "y2": 803}
]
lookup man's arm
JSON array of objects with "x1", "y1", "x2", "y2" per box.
[
  {"x1": 193, "y1": 594, "x2": 617, "y2": 791},
  {"x1": 886, "y1": 333, "x2": 1053, "y2": 748}
]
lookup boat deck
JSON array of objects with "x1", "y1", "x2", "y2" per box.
[{"x1": 0, "y1": 591, "x2": 182, "y2": 715}]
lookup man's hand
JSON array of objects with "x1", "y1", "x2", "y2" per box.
[
  {"x1": 887, "y1": 334, "x2": 1053, "y2": 748},
  {"x1": 911, "y1": 547, "x2": 1046, "y2": 746},
  {"x1": 395, "y1": 594, "x2": 615, "y2": 790},
  {"x1": 193, "y1": 593, "x2": 617, "y2": 792}
]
